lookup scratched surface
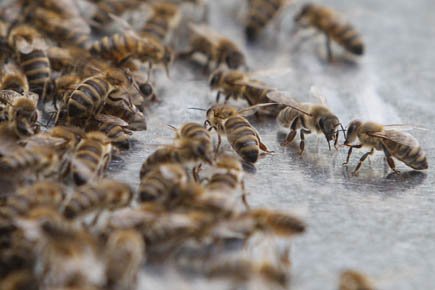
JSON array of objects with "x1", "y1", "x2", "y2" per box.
[{"x1": 111, "y1": 0, "x2": 435, "y2": 289}]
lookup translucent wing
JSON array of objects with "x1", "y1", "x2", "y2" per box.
[
  {"x1": 368, "y1": 130, "x2": 420, "y2": 147},
  {"x1": 383, "y1": 124, "x2": 428, "y2": 131},
  {"x1": 21, "y1": 133, "x2": 66, "y2": 149},
  {"x1": 246, "y1": 67, "x2": 292, "y2": 81},
  {"x1": 309, "y1": 85, "x2": 327, "y2": 105},
  {"x1": 0, "y1": 90, "x2": 22, "y2": 105},
  {"x1": 188, "y1": 23, "x2": 222, "y2": 45},
  {"x1": 266, "y1": 91, "x2": 312, "y2": 116},
  {"x1": 238, "y1": 103, "x2": 280, "y2": 117},
  {"x1": 232, "y1": 79, "x2": 274, "y2": 91},
  {"x1": 95, "y1": 114, "x2": 130, "y2": 127}
]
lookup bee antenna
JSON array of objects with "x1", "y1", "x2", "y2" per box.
[
  {"x1": 188, "y1": 107, "x2": 207, "y2": 111},
  {"x1": 339, "y1": 123, "x2": 347, "y2": 139},
  {"x1": 167, "y1": 124, "x2": 177, "y2": 131}
]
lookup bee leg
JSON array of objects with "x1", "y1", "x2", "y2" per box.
[
  {"x1": 240, "y1": 180, "x2": 250, "y2": 210},
  {"x1": 299, "y1": 129, "x2": 311, "y2": 155},
  {"x1": 353, "y1": 148, "x2": 374, "y2": 175},
  {"x1": 383, "y1": 146, "x2": 400, "y2": 175},
  {"x1": 192, "y1": 165, "x2": 200, "y2": 182},
  {"x1": 343, "y1": 144, "x2": 362, "y2": 165},
  {"x1": 224, "y1": 94, "x2": 232, "y2": 104},
  {"x1": 215, "y1": 133, "x2": 222, "y2": 154},
  {"x1": 325, "y1": 35, "x2": 333, "y2": 62},
  {"x1": 216, "y1": 91, "x2": 222, "y2": 103},
  {"x1": 281, "y1": 119, "x2": 298, "y2": 146}
]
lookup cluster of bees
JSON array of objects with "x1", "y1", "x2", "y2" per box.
[{"x1": 0, "y1": 0, "x2": 426, "y2": 290}]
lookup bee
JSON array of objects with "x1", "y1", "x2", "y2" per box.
[
  {"x1": 141, "y1": 2, "x2": 181, "y2": 43},
  {"x1": 138, "y1": 163, "x2": 188, "y2": 203},
  {"x1": 63, "y1": 179, "x2": 133, "y2": 219},
  {"x1": 343, "y1": 120, "x2": 428, "y2": 175},
  {"x1": 93, "y1": 0, "x2": 140, "y2": 25},
  {"x1": 90, "y1": 29, "x2": 173, "y2": 76},
  {"x1": 205, "y1": 104, "x2": 272, "y2": 163},
  {"x1": 207, "y1": 259, "x2": 289, "y2": 287},
  {"x1": 294, "y1": 3, "x2": 364, "y2": 61},
  {"x1": 267, "y1": 91, "x2": 343, "y2": 153},
  {"x1": 0, "y1": 63, "x2": 29, "y2": 94},
  {"x1": 139, "y1": 138, "x2": 214, "y2": 179},
  {"x1": 0, "y1": 270, "x2": 39, "y2": 290},
  {"x1": 247, "y1": 208, "x2": 306, "y2": 236},
  {"x1": 180, "y1": 24, "x2": 246, "y2": 71},
  {"x1": 8, "y1": 96, "x2": 39, "y2": 136},
  {"x1": 48, "y1": 125, "x2": 85, "y2": 153},
  {"x1": 88, "y1": 114, "x2": 133, "y2": 150},
  {"x1": 29, "y1": 7, "x2": 91, "y2": 49},
  {"x1": 104, "y1": 229, "x2": 145, "y2": 290},
  {"x1": 339, "y1": 270, "x2": 375, "y2": 290},
  {"x1": 7, "y1": 24, "x2": 52, "y2": 103},
  {"x1": 70, "y1": 131, "x2": 112, "y2": 185},
  {"x1": 245, "y1": 0, "x2": 290, "y2": 42},
  {"x1": 173, "y1": 122, "x2": 213, "y2": 154}
]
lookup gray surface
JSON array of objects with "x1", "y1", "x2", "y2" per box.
[{"x1": 111, "y1": 1, "x2": 435, "y2": 289}]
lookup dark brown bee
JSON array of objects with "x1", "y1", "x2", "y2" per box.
[
  {"x1": 63, "y1": 179, "x2": 133, "y2": 219},
  {"x1": 205, "y1": 104, "x2": 271, "y2": 163},
  {"x1": 180, "y1": 24, "x2": 246, "y2": 71},
  {"x1": 343, "y1": 120, "x2": 428, "y2": 175},
  {"x1": 138, "y1": 163, "x2": 188, "y2": 203},
  {"x1": 0, "y1": 63, "x2": 29, "y2": 94},
  {"x1": 294, "y1": 3, "x2": 364, "y2": 61},
  {"x1": 90, "y1": 30, "x2": 173, "y2": 76},
  {"x1": 7, "y1": 25, "x2": 52, "y2": 103},
  {"x1": 141, "y1": 2, "x2": 181, "y2": 43},
  {"x1": 70, "y1": 131, "x2": 112, "y2": 185},
  {"x1": 245, "y1": 0, "x2": 290, "y2": 42}
]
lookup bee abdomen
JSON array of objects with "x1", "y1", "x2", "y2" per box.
[
  {"x1": 389, "y1": 143, "x2": 428, "y2": 170},
  {"x1": 180, "y1": 123, "x2": 211, "y2": 144},
  {"x1": 64, "y1": 189, "x2": 104, "y2": 219},
  {"x1": 246, "y1": 0, "x2": 283, "y2": 41},
  {"x1": 142, "y1": 20, "x2": 169, "y2": 41},
  {"x1": 225, "y1": 117, "x2": 259, "y2": 163},
  {"x1": 207, "y1": 173, "x2": 238, "y2": 191},
  {"x1": 329, "y1": 23, "x2": 364, "y2": 55},
  {"x1": 19, "y1": 50, "x2": 50, "y2": 94}
]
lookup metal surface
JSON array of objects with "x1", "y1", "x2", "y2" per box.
[{"x1": 111, "y1": 1, "x2": 435, "y2": 289}]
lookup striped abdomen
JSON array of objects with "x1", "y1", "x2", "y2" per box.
[
  {"x1": 99, "y1": 122, "x2": 132, "y2": 149},
  {"x1": 94, "y1": 0, "x2": 137, "y2": 24},
  {"x1": 90, "y1": 32, "x2": 139, "y2": 62},
  {"x1": 142, "y1": 18, "x2": 171, "y2": 42},
  {"x1": 67, "y1": 76, "x2": 110, "y2": 122},
  {"x1": 19, "y1": 50, "x2": 51, "y2": 98},
  {"x1": 207, "y1": 173, "x2": 238, "y2": 192},
  {"x1": 179, "y1": 122, "x2": 212, "y2": 146},
  {"x1": 139, "y1": 146, "x2": 177, "y2": 179},
  {"x1": 245, "y1": 0, "x2": 284, "y2": 41},
  {"x1": 72, "y1": 141, "x2": 106, "y2": 185},
  {"x1": 382, "y1": 133, "x2": 428, "y2": 170},
  {"x1": 277, "y1": 106, "x2": 302, "y2": 128},
  {"x1": 224, "y1": 116, "x2": 260, "y2": 163}
]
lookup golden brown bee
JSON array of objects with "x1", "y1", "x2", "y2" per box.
[
  {"x1": 343, "y1": 120, "x2": 428, "y2": 175},
  {"x1": 339, "y1": 270, "x2": 375, "y2": 290},
  {"x1": 205, "y1": 104, "x2": 271, "y2": 163},
  {"x1": 141, "y1": 2, "x2": 181, "y2": 43},
  {"x1": 180, "y1": 24, "x2": 246, "y2": 70},
  {"x1": 0, "y1": 270, "x2": 39, "y2": 290},
  {"x1": 29, "y1": 7, "x2": 91, "y2": 49},
  {"x1": 207, "y1": 259, "x2": 289, "y2": 287},
  {"x1": 70, "y1": 131, "x2": 112, "y2": 185},
  {"x1": 63, "y1": 179, "x2": 133, "y2": 219},
  {"x1": 245, "y1": 0, "x2": 290, "y2": 42},
  {"x1": 138, "y1": 163, "x2": 188, "y2": 203},
  {"x1": 0, "y1": 63, "x2": 29, "y2": 94},
  {"x1": 247, "y1": 208, "x2": 306, "y2": 236},
  {"x1": 268, "y1": 91, "x2": 343, "y2": 153},
  {"x1": 294, "y1": 3, "x2": 364, "y2": 61},
  {"x1": 48, "y1": 125, "x2": 86, "y2": 153},
  {"x1": 7, "y1": 24, "x2": 52, "y2": 103},
  {"x1": 8, "y1": 97, "x2": 39, "y2": 136},
  {"x1": 209, "y1": 69, "x2": 283, "y2": 116},
  {"x1": 104, "y1": 229, "x2": 145, "y2": 290},
  {"x1": 90, "y1": 30, "x2": 173, "y2": 76},
  {"x1": 173, "y1": 122, "x2": 213, "y2": 155},
  {"x1": 139, "y1": 138, "x2": 214, "y2": 179},
  {"x1": 87, "y1": 113, "x2": 133, "y2": 150}
]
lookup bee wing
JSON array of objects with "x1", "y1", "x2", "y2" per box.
[
  {"x1": 383, "y1": 124, "x2": 428, "y2": 131},
  {"x1": 22, "y1": 134, "x2": 67, "y2": 150},
  {"x1": 188, "y1": 23, "x2": 222, "y2": 45},
  {"x1": 309, "y1": 85, "x2": 327, "y2": 105},
  {"x1": 266, "y1": 91, "x2": 312, "y2": 116},
  {"x1": 238, "y1": 103, "x2": 281, "y2": 117},
  {"x1": 95, "y1": 114, "x2": 129, "y2": 127},
  {"x1": 232, "y1": 79, "x2": 274, "y2": 91},
  {"x1": 0, "y1": 90, "x2": 22, "y2": 105},
  {"x1": 246, "y1": 67, "x2": 292, "y2": 80},
  {"x1": 368, "y1": 130, "x2": 420, "y2": 147}
]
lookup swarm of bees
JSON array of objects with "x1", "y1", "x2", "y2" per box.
[{"x1": 0, "y1": 0, "x2": 427, "y2": 290}]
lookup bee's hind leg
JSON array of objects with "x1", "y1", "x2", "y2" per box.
[
  {"x1": 325, "y1": 34, "x2": 333, "y2": 62},
  {"x1": 353, "y1": 148, "x2": 374, "y2": 175},
  {"x1": 383, "y1": 146, "x2": 400, "y2": 175},
  {"x1": 299, "y1": 129, "x2": 311, "y2": 155}
]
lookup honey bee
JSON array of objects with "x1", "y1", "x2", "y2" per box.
[
  {"x1": 90, "y1": 29, "x2": 173, "y2": 76},
  {"x1": 267, "y1": 91, "x2": 343, "y2": 153},
  {"x1": 245, "y1": 0, "x2": 290, "y2": 42},
  {"x1": 139, "y1": 138, "x2": 214, "y2": 179},
  {"x1": 138, "y1": 163, "x2": 188, "y2": 203},
  {"x1": 180, "y1": 24, "x2": 246, "y2": 71},
  {"x1": 89, "y1": 114, "x2": 133, "y2": 150},
  {"x1": 48, "y1": 125, "x2": 86, "y2": 153},
  {"x1": 0, "y1": 270, "x2": 39, "y2": 290},
  {"x1": 0, "y1": 63, "x2": 29, "y2": 94},
  {"x1": 173, "y1": 122, "x2": 213, "y2": 155},
  {"x1": 7, "y1": 24, "x2": 52, "y2": 103},
  {"x1": 343, "y1": 120, "x2": 428, "y2": 175},
  {"x1": 294, "y1": 3, "x2": 364, "y2": 61},
  {"x1": 339, "y1": 270, "x2": 375, "y2": 290},
  {"x1": 63, "y1": 179, "x2": 133, "y2": 219},
  {"x1": 205, "y1": 104, "x2": 272, "y2": 163},
  {"x1": 247, "y1": 208, "x2": 306, "y2": 236},
  {"x1": 8, "y1": 97, "x2": 39, "y2": 136},
  {"x1": 70, "y1": 131, "x2": 112, "y2": 185},
  {"x1": 93, "y1": 0, "x2": 140, "y2": 25},
  {"x1": 141, "y1": 2, "x2": 181, "y2": 43},
  {"x1": 104, "y1": 229, "x2": 145, "y2": 290},
  {"x1": 207, "y1": 259, "x2": 289, "y2": 287}
]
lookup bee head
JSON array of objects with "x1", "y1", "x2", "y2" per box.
[
  {"x1": 319, "y1": 115, "x2": 340, "y2": 143},
  {"x1": 139, "y1": 82, "x2": 154, "y2": 97},
  {"x1": 295, "y1": 4, "x2": 314, "y2": 23},
  {"x1": 344, "y1": 120, "x2": 362, "y2": 145},
  {"x1": 15, "y1": 118, "x2": 34, "y2": 137},
  {"x1": 209, "y1": 70, "x2": 223, "y2": 89},
  {"x1": 225, "y1": 51, "x2": 245, "y2": 70}
]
